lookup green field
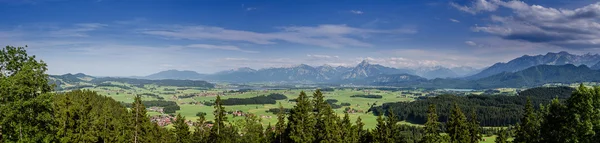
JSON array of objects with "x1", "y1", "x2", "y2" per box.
[{"x1": 61, "y1": 81, "x2": 532, "y2": 142}]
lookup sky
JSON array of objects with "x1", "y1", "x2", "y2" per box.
[{"x1": 1, "y1": 0, "x2": 600, "y2": 76}]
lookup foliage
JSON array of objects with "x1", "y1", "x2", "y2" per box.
[
  {"x1": 372, "y1": 86, "x2": 574, "y2": 126},
  {"x1": 91, "y1": 77, "x2": 214, "y2": 88},
  {"x1": 351, "y1": 94, "x2": 383, "y2": 99}
]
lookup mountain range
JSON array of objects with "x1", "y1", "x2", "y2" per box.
[
  {"x1": 467, "y1": 51, "x2": 600, "y2": 79},
  {"x1": 50, "y1": 51, "x2": 600, "y2": 89}
]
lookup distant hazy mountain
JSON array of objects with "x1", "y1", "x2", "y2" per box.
[
  {"x1": 144, "y1": 70, "x2": 206, "y2": 80},
  {"x1": 203, "y1": 60, "x2": 414, "y2": 83},
  {"x1": 342, "y1": 60, "x2": 415, "y2": 79},
  {"x1": 468, "y1": 51, "x2": 600, "y2": 79},
  {"x1": 450, "y1": 66, "x2": 482, "y2": 77},
  {"x1": 472, "y1": 64, "x2": 600, "y2": 88},
  {"x1": 415, "y1": 66, "x2": 459, "y2": 79},
  {"x1": 365, "y1": 74, "x2": 427, "y2": 84},
  {"x1": 592, "y1": 61, "x2": 600, "y2": 70}
]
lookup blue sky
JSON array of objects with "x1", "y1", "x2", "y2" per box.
[{"x1": 1, "y1": 0, "x2": 600, "y2": 76}]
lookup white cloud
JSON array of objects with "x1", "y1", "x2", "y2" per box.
[
  {"x1": 454, "y1": 1, "x2": 600, "y2": 48},
  {"x1": 48, "y1": 23, "x2": 107, "y2": 37},
  {"x1": 350, "y1": 10, "x2": 364, "y2": 14},
  {"x1": 450, "y1": 18, "x2": 460, "y2": 23},
  {"x1": 173, "y1": 44, "x2": 258, "y2": 53},
  {"x1": 307, "y1": 54, "x2": 339, "y2": 59},
  {"x1": 142, "y1": 24, "x2": 416, "y2": 48},
  {"x1": 246, "y1": 7, "x2": 257, "y2": 11},
  {"x1": 450, "y1": 0, "x2": 500, "y2": 14},
  {"x1": 465, "y1": 41, "x2": 477, "y2": 46}
]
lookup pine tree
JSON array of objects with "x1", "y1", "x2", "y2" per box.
[
  {"x1": 192, "y1": 112, "x2": 209, "y2": 142},
  {"x1": 322, "y1": 104, "x2": 342, "y2": 142},
  {"x1": 514, "y1": 97, "x2": 541, "y2": 143},
  {"x1": 312, "y1": 89, "x2": 328, "y2": 142},
  {"x1": 238, "y1": 113, "x2": 264, "y2": 143},
  {"x1": 275, "y1": 102, "x2": 286, "y2": 143},
  {"x1": 447, "y1": 103, "x2": 469, "y2": 143},
  {"x1": 373, "y1": 109, "x2": 390, "y2": 143},
  {"x1": 563, "y1": 84, "x2": 596, "y2": 142},
  {"x1": 264, "y1": 123, "x2": 275, "y2": 143},
  {"x1": 131, "y1": 95, "x2": 151, "y2": 143},
  {"x1": 421, "y1": 104, "x2": 442, "y2": 143},
  {"x1": 356, "y1": 116, "x2": 368, "y2": 143},
  {"x1": 341, "y1": 112, "x2": 356, "y2": 143},
  {"x1": 495, "y1": 129, "x2": 508, "y2": 143},
  {"x1": 285, "y1": 91, "x2": 315, "y2": 142},
  {"x1": 467, "y1": 109, "x2": 482, "y2": 143},
  {"x1": 173, "y1": 113, "x2": 191, "y2": 143},
  {"x1": 540, "y1": 98, "x2": 569, "y2": 143},
  {"x1": 209, "y1": 95, "x2": 228, "y2": 143},
  {"x1": 385, "y1": 108, "x2": 402, "y2": 142}
]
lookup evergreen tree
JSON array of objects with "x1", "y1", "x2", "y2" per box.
[
  {"x1": 173, "y1": 113, "x2": 191, "y2": 143},
  {"x1": 312, "y1": 89, "x2": 329, "y2": 142},
  {"x1": 285, "y1": 91, "x2": 315, "y2": 142},
  {"x1": 373, "y1": 110, "x2": 390, "y2": 143},
  {"x1": 514, "y1": 97, "x2": 540, "y2": 143},
  {"x1": 563, "y1": 84, "x2": 596, "y2": 142},
  {"x1": 131, "y1": 95, "x2": 152, "y2": 143},
  {"x1": 275, "y1": 102, "x2": 286, "y2": 143},
  {"x1": 209, "y1": 95, "x2": 228, "y2": 142},
  {"x1": 0, "y1": 45, "x2": 55, "y2": 142},
  {"x1": 237, "y1": 113, "x2": 264, "y2": 143},
  {"x1": 341, "y1": 112, "x2": 357, "y2": 143},
  {"x1": 468, "y1": 109, "x2": 482, "y2": 143},
  {"x1": 421, "y1": 104, "x2": 442, "y2": 143},
  {"x1": 447, "y1": 103, "x2": 469, "y2": 143},
  {"x1": 264, "y1": 123, "x2": 275, "y2": 143},
  {"x1": 495, "y1": 129, "x2": 508, "y2": 143},
  {"x1": 356, "y1": 116, "x2": 369, "y2": 143},
  {"x1": 385, "y1": 108, "x2": 402, "y2": 142},
  {"x1": 540, "y1": 98, "x2": 570, "y2": 143},
  {"x1": 192, "y1": 112, "x2": 209, "y2": 142},
  {"x1": 322, "y1": 104, "x2": 342, "y2": 143}
]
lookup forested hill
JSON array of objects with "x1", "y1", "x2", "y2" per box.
[
  {"x1": 49, "y1": 73, "x2": 215, "y2": 90},
  {"x1": 371, "y1": 86, "x2": 575, "y2": 126}
]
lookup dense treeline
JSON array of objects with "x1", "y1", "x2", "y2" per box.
[
  {"x1": 351, "y1": 94, "x2": 383, "y2": 99},
  {"x1": 96, "y1": 83, "x2": 133, "y2": 89},
  {"x1": 221, "y1": 93, "x2": 287, "y2": 105},
  {"x1": 372, "y1": 86, "x2": 574, "y2": 126},
  {"x1": 91, "y1": 77, "x2": 215, "y2": 88},
  {"x1": 122, "y1": 100, "x2": 180, "y2": 114},
  {"x1": 139, "y1": 93, "x2": 164, "y2": 100}
]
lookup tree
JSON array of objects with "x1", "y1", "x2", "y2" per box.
[
  {"x1": 495, "y1": 129, "x2": 509, "y2": 143},
  {"x1": 514, "y1": 97, "x2": 541, "y2": 143},
  {"x1": 341, "y1": 112, "x2": 358, "y2": 143},
  {"x1": 563, "y1": 84, "x2": 596, "y2": 143},
  {"x1": 0, "y1": 45, "x2": 55, "y2": 142},
  {"x1": 468, "y1": 109, "x2": 482, "y2": 143},
  {"x1": 275, "y1": 102, "x2": 286, "y2": 143},
  {"x1": 173, "y1": 113, "x2": 191, "y2": 143},
  {"x1": 540, "y1": 98, "x2": 570, "y2": 143},
  {"x1": 421, "y1": 104, "x2": 442, "y2": 143},
  {"x1": 385, "y1": 108, "x2": 402, "y2": 142},
  {"x1": 209, "y1": 95, "x2": 228, "y2": 142},
  {"x1": 356, "y1": 116, "x2": 368, "y2": 143},
  {"x1": 192, "y1": 112, "x2": 209, "y2": 142},
  {"x1": 236, "y1": 113, "x2": 264, "y2": 143},
  {"x1": 264, "y1": 123, "x2": 275, "y2": 143},
  {"x1": 285, "y1": 91, "x2": 315, "y2": 142},
  {"x1": 131, "y1": 95, "x2": 151, "y2": 143},
  {"x1": 447, "y1": 103, "x2": 469, "y2": 143},
  {"x1": 373, "y1": 109, "x2": 390, "y2": 143}
]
